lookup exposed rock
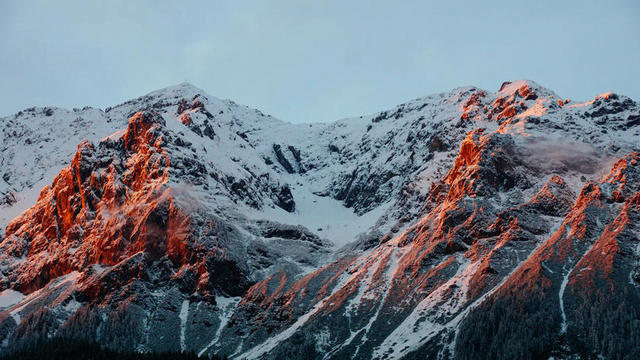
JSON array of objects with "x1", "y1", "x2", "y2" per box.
[{"x1": 272, "y1": 144, "x2": 295, "y2": 174}]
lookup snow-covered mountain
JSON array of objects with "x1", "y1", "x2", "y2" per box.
[{"x1": 0, "y1": 80, "x2": 639, "y2": 359}]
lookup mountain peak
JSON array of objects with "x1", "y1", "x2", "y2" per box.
[
  {"x1": 496, "y1": 79, "x2": 558, "y2": 99},
  {"x1": 144, "y1": 82, "x2": 211, "y2": 102}
]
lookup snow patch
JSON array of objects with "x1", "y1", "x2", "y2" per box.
[
  {"x1": 198, "y1": 296, "x2": 241, "y2": 357},
  {"x1": 0, "y1": 289, "x2": 24, "y2": 310},
  {"x1": 179, "y1": 299, "x2": 189, "y2": 351}
]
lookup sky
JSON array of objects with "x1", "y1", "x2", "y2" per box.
[{"x1": 1, "y1": 1, "x2": 639, "y2": 123}]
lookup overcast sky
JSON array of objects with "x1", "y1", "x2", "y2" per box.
[{"x1": 1, "y1": 1, "x2": 638, "y2": 123}]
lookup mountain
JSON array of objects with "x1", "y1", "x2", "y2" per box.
[{"x1": 0, "y1": 80, "x2": 638, "y2": 359}]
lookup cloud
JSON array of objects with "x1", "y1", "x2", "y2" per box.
[
  {"x1": 1, "y1": 1, "x2": 639, "y2": 121},
  {"x1": 519, "y1": 137, "x2": 616, "y2": 176}
]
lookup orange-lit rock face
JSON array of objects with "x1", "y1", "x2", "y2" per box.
[
  {"x1": 459, "y1": 84, "x2": 543, "y2": 124},
  {"x1": 479, "y1": 150, "x2": 640, "y2": 310},
  {"x1": 604, "y1": 152, "x2": 640, "y2": 200},
  {"x1": 460, "y1": 90, "x2": 488, "y2": 121},
  {"x1": 443, "y1": 129, "x2": 521, "y2": 203},
  {"x1": 179, "y1": 113, "x2": 192, "y2": 125},
  {"x1": 486, "y1": 83, "x2": 546, "y2": 124},
  {"x1": 0, "y1": 112, "x2": 195, "y2": 293},
  {"x1": 566, "y1": 152, "x2": 640, "y2": 290}
]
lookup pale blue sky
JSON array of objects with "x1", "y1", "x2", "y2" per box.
[{"x1": 1, "y1": 1, "x2": 638, "y2": 123}]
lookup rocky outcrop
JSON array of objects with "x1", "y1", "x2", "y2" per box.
[
  {"x1": 0, "y1": 110, "x2": 327, "y2": 354},
  {"x1": 455, "y1": 152, "x2": 640, "y2": 360}
]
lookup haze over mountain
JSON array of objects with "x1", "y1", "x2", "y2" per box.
[
  {"x1": 0, "y1": 80, "x2": 639, "y2": 359},
  {"x1": 3, "y1": 1, "x2": 640, "y2": 124}
]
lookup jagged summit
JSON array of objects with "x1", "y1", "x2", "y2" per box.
[
  {"x1": 0, "y1": 80, "x2": 639, "y2": 359},
  {"x1": 496, "y1": 79, "x2": 558, "y2": 98},
  {"x1": 137, "y1": 82, "x2": 213, "y2": 107}
]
